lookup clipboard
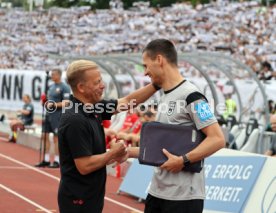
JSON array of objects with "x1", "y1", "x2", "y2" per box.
[{"x1": 138, "y1": 122, "x2": 206, "y2": 173}]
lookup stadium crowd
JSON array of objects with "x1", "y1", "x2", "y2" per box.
[{"x1": 0, "y1": 1, "x2": 276, "y2": 76}]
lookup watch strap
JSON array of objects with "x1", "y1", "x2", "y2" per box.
[{"x1": 182, "y1": 154, "x2": 190, "y2": 166}]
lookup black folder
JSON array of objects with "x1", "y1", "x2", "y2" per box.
[{"x1": 138, "y1": 122, "x2": 206, "y2": 173}]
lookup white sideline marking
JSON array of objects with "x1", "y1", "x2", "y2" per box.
[
  {"x1": 0, "y1": 153, "x2": 143, "y2": 213},
  {"x1": 0, "y1": 184, "x2": 53, "y2": 213},
  {"x1": 0, "y1": 153, "x2": 60, "y2": 181},
  {"x1": 0, "y1": 166, "x2": 29, "y2": 169},
  {"x1": 0, "y1": 136, "x2": 8, "y2": 141}
]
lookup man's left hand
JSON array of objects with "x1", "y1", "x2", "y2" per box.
[
  {"x1": 160, "y1": 149, "x2": 183, "y2": 173},
  {"x1": 109, "y1": 147, "x2": 129, "y2": 168},
  {"x1": 115, "y1": 149, "x2": 129, "y2": 164}
]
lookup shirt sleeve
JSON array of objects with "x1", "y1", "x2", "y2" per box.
[
  {"x1": 94, "y1": 99, "x2": 118, "y2": 120},
  {"x1": 65, "y1": 116, "x2": 94, "y2": 159},
  {"x1": 25, "y1": 105, "x2": 32, "y2": 112},
  {"x1": 62, "y1": 83, "x2": 71, "y2": 100},
  {"x1": 186, "y1": 92, "x2": 217, "y2": 130}
]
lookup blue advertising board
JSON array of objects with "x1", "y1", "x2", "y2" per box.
[
  {"x1": 119, "y1": 156, "x2": 266, "y2": 212},
  {"x1": 204, "y1": 156, "x2": 266, "y2": 213},
  {"x1": 119, "y1": 159, "x2": 154, "y2": 200}
]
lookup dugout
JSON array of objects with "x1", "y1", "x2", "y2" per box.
[{"x1": 53, "y1": 52, "x2": 270, "y2": 127}]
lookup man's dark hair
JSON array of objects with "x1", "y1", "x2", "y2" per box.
[
  {"x1": 262, "y1": 61, "x2": 272, "y2": 71},
  {"x1": 143, "y1": 110, "x2": 154, "y2": 118},
  {"x1": 52, "y1": 68, "x2": 62, "y2": 76},
  {"x1": 143, "y1": 39, "x2": 178, "y2": 66}
]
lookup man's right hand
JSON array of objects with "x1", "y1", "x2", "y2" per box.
[{"x1": 109, "y1": 139, "x2": 127, "y2": 159}]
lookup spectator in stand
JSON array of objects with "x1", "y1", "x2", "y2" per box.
[
  {"x1": 104, "y1": 109, "x2": 141, "y2": 145},
  {"x1": 8, "y1": 94, "x2": 34, "y2": 142},
  {"x1": 119, "y1": 110, "x2": 140, "y2": 133},
  {"x1": 36, "y1": 69, "x2": 71, "y2": 168},
  {"x1": 268, "y1": 100, "x2": 275, "y2": 114},
  {"x1": 264, "y1": 115, "x2": 276, "y2": 157},
  {"x1": 258, "y1": 61, "x2": 273, "y2": 81},
  {"x1": 1, "y1": 2, "x2": 276, "y2": 72}
]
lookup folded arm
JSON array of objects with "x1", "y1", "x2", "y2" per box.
[{"x1": 74, "y1": 140, "x2": 127, "y2": 175}]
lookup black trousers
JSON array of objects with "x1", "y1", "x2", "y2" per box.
[
  {"x1": 144, "y1": 194, "x2": 204, "y2": 213},
  {"x1": 58, "y1": 193, "x2": 103, "y2": 213}
]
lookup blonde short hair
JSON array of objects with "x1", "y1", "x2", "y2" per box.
[
  {"x1": 23, "y1": 94, "x2": 31, "y2": 102},
  {"x1": 66, "y1": 60, "x2": 98, "y2": 91}
]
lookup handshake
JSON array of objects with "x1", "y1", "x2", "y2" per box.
[{"x1": 107, "y1": 139, "x2": 129, "y2": 166}]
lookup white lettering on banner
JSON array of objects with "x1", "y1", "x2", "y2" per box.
[
  {"x1": 0, "y1": 69, "x2": 48, "y2": 112},
  {"x1": 205, "y1": 164, "x2": 212, "y2": 178},
  {"x1": 0, "y1": 73, "x2": 24, "y2": 100},
  {"x1": 0, "y1": 70, "x2": 46, "y2": 102},
  {"x1": 212, "y1": 164, "x2": 253, "y2": 180},
  {"x1": 205, "y1": 185, "x2": 243, "y2": 202}
]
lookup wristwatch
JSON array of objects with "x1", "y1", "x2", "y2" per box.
[{"x1": 182, "y1": 154, "x2": 191, "y2": 167}]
